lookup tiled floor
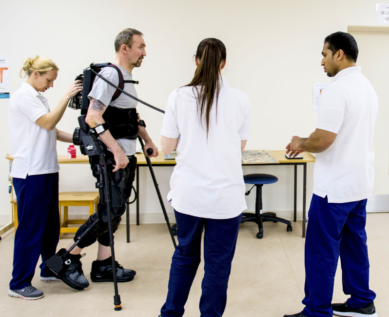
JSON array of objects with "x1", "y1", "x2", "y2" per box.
[{"x1": 0, "y1": 213, "x2": 388, "y2": 317}]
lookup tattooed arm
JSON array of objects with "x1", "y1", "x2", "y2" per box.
[{"x1": 85, "y1": 98, "x2": 129, "y2": 172}]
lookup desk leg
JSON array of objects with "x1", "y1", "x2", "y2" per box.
[
  {"x1": 136, "y1": 165, "x2": 140, "y2": 226},
  {"x1": 294, "y1": 164, "x2": 297, "y2": 222},
  {"x1": 126, "y1": 198, "x2": 130, "y2": 243},
  {"x1": 302, "y1": 163, "x2": 307, "y2": 238}
]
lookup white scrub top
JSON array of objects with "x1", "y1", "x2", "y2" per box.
[
  {"x1": 9, "y1": 83, "x2": 59, "y2": 179},
  {"x1": 161, "y1": 78, "x2": 250, "y2": 219},
  {"x1": 314, "y1": 67, "x2": 378, "y2": 203}
]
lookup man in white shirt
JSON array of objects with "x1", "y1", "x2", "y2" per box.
[{"x1": 284, "y1": 32, "x2": 377, "y2": 317}]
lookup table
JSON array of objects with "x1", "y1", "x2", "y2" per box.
[
  {"x1": 2, "y1": 151, "x2": 315, "y2": 239},
  {"x1": 134, "y1": 151, "x2": 315, "y2": 238}
]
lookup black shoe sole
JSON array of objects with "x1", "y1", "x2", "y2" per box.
[
  {"x1": 90, "y1": 274, "x2": 135, "y2": 283},
  {"x1": 48, "y1": 267, "x2": 87, "y2": 291}
]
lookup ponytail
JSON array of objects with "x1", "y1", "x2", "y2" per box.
[{"x1": 186, "y1": 38, "x2": 227, "y2": 134}]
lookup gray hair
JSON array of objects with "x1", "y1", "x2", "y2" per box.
[{"x1": 114, "y1": 28, "x2": 143, "y2": 52}]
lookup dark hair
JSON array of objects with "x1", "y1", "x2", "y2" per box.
[
  {"x1": 114, "y1": 28, "x2": 143, "y2": 52},
  {"x1": 186, "y1": 38, "x2": 227, "y2": 134},
  {"x1": 324, "y1": 32, "x2": 358, "y2": 62}
]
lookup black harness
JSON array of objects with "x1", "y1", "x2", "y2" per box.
[
  {"x1": 100, "y1": 64, "x2": 139, "y2": 140},
  {"x1": 103, "y1": 107, "x2": 138, "y2": 140},
  {"x1": 104, "y1": 64, "x2": 139, "y2": 102},
  {"x1": 76, "y1": 63, "x2": 139, "y2": 140}
]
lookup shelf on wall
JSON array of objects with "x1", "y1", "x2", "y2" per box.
[{"x1": 348, "y1": 25, "x2": 389, "y2": 33}]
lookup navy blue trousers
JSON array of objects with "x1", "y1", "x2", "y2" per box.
[
  {"x1": 302, "y1": 195, "x2": 376, "y2": 317},
  {"x1": 10, "y1": 173, "x2": 60, "y2": 290},
  {"x1": 161, "y1": 211, "x2": 242, "y2": 317}
]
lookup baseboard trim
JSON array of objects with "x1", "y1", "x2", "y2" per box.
[
  {"x1": 0, "y1": 215, "x2": 11, "y2": 227},
  {"x1": 1, "y1": 194, "x2": 387, "y2": 226}
]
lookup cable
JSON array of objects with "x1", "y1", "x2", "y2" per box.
[
  {"x1": 89, "y1": 67, "x2": 165, "y2": 114},
  {"x1": 109, "y1": 170, "x2": 138, "y2": 207},
  {"x1": 128, "y1": 186, "x2": 137, "y2": 204},
  {"x1": 245, "y1": 185, "x2": 255, "y2": 196}
]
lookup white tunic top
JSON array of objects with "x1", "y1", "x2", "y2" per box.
[
  {"x1": 161, "y1": 78, "x2": 250, "y2": 219},
  {"x1": 314, "y1": 67, "x2": 378, "y2": 203},
  {"x1": 9, "y1": 83, "x2": 59, "y2": 179}
]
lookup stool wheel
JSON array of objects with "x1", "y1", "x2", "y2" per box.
[
  {"x1": 287, "y1": 225, "x2": 293, "y2": 232},
  {"x1": 256, "y1": 229, "x2": 263, "y2": 239}
]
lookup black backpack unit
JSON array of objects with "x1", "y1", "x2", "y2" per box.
[
  {"x1": 68, "y1": 63, "x2": 139, "y2": 115},
  {"x1": 69, "y1": 63, "x2": 141, "y2": 140}
]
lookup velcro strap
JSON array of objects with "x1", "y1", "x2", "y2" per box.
[{"x1": 94, "y1": 122, "x2": 111, "y2": 135}]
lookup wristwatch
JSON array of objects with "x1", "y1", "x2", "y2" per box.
[{"x1": 138, "y1": 120, "x2": 146, "y2": 128}]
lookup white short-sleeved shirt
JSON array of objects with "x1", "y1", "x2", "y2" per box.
[
  {"x1": 9, "y1": 83, "x2": 59, "y2": 178},
  {"x1": 88, "y1": 63, "x2": 138, "y2": 156},
  {"x1": 314, "y1": 66, "x2": 378, "y2": 203},
  {"x1": 161, "y1": 78, "x2": 250, "y2": 219}
]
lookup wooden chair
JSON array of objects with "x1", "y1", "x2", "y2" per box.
[
  {"x1": 59, "y1": 191, "x2": 99, "y2": 238},
  {"x1": 12, "y1": 192, "x2": 99, "y2": 238},
  {"x1": 11, "y1": 199, "x2": 18, "y2": 232}
]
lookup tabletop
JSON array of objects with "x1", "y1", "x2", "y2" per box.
[{"x1": 6, "y1": 151, "x2": 315, "y2": 165}]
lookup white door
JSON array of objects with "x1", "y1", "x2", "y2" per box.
[{"x1": 349, "y1": 30, "x2": 389, "y2": 211}]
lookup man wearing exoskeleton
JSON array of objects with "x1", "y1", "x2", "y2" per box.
[{"x1": 52, "y1": 28, "x2": 159, "y2": 290}]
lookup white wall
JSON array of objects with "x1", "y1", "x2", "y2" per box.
[{"x1": 1, "y1": 0, "x2": 388, "y2": 224}]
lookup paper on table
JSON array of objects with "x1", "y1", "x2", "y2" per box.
[
  {"x1": 242, "y1": 150, "x2": 278, "y2": 164},
  {"x1": 313, "y1": 83, "x2": 329, "y2": 112},
  {"x1": 164, "y1": 151, "x2": 177, "y2": 160}
]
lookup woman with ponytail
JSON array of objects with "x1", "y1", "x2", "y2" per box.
[
  {"x1": 8, "y1": 56, "x2": 82, "y2": 300},
  {"x1": 160, "y1": 38, "x2": 250, "y2": 316}
]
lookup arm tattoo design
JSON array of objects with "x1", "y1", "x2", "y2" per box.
[{"x1": 90, "y1": 99, "x2": 106, "y2": 111}]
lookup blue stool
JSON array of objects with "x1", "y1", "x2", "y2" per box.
[{"x1": 242, "y1": 174, "x2": 292, "y2": 239}]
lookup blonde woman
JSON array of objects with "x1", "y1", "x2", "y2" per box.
[{"x1": 8, "y1": 56, "x2": 81, "y2": 300}]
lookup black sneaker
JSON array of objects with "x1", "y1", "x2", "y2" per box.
[
  {"x1": 90, "y1": 257, "x2": 136, "y2": 283},
  {"x1": 52, "y1": 251, "x2": 89, "y2": 290},
  {"x1": 332, "y1": 302, "x2": 377, "y2": 316},
  {"x1": 8, "y1": 286, "x2": 44, "y2": 300},
  {"x1": 283, "y1": 313, "x2": 307, "y2": 317}
]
